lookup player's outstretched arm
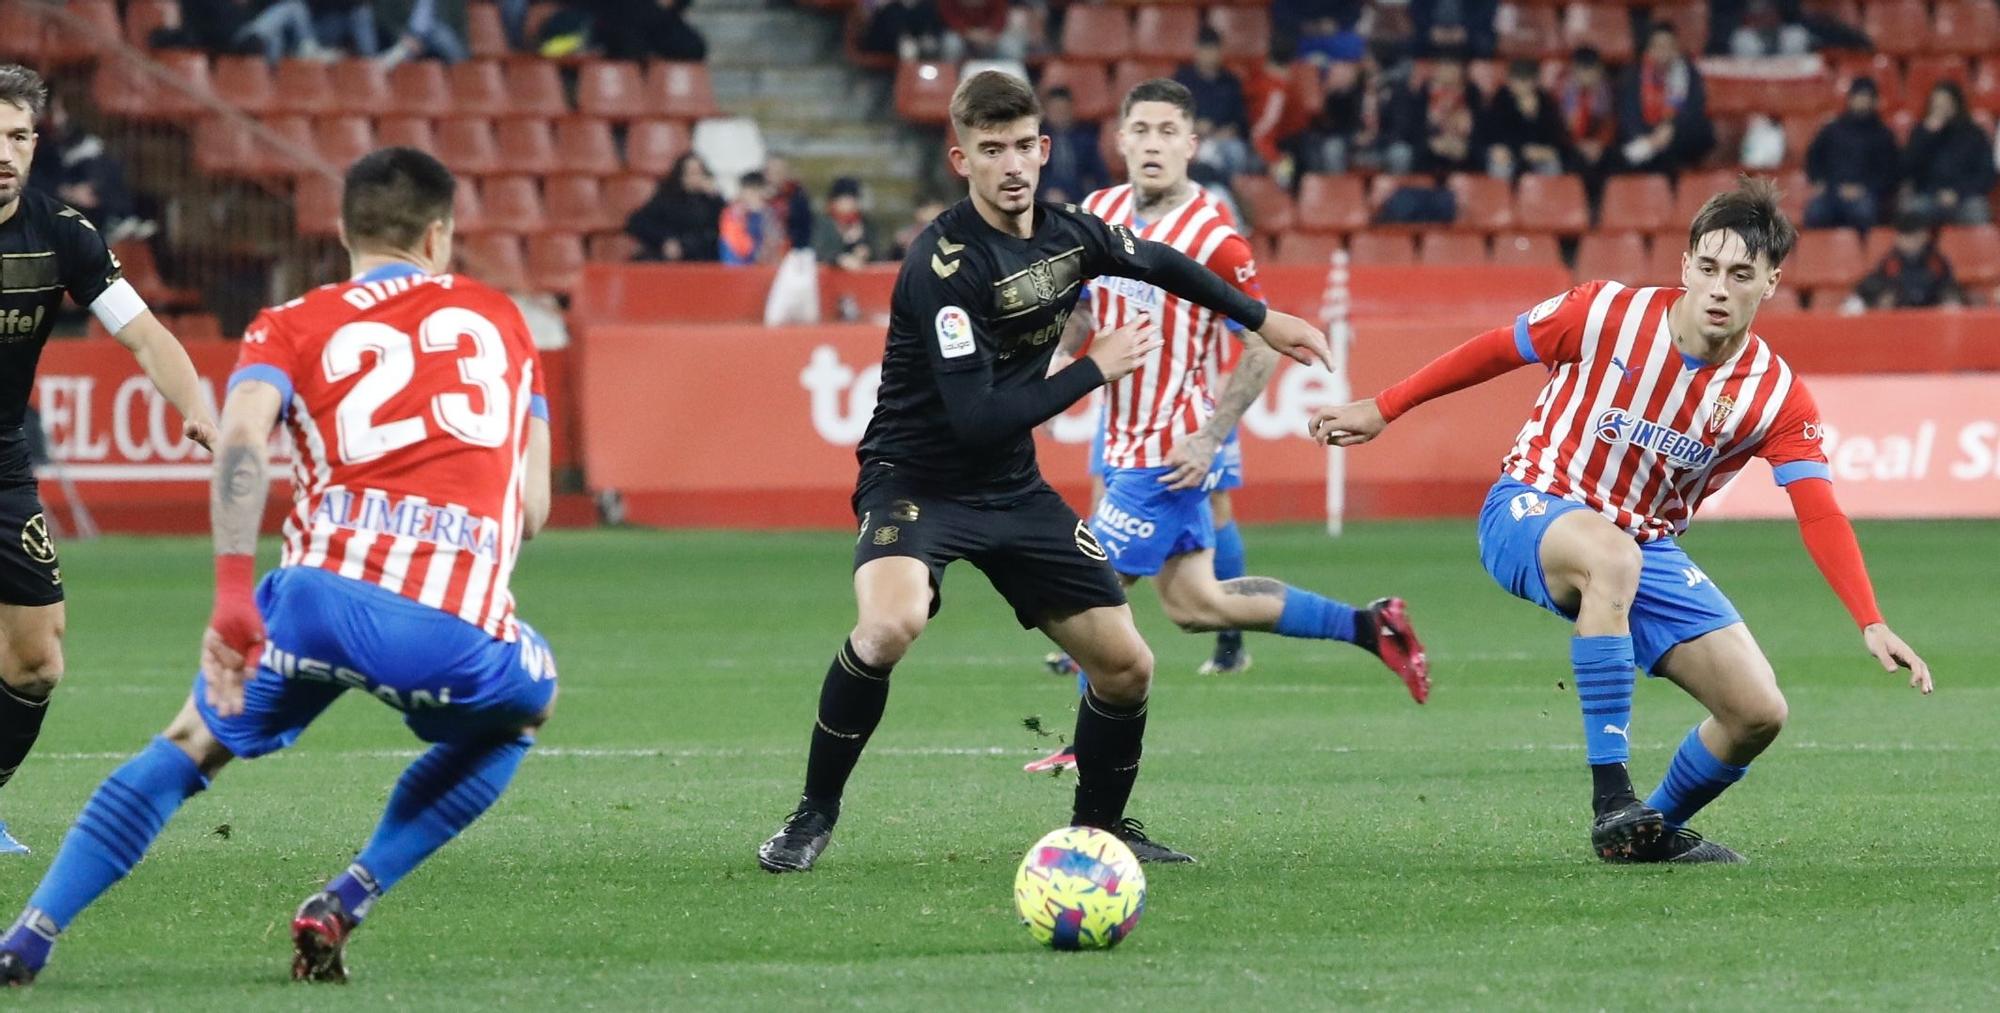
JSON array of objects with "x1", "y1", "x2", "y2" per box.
[
  {"x1": 201, "y1": 380, "x2": 282, "y2": 718},
  {"x1": 1160, "y1": 331, "x2": 1279, "y2": 490},
  {"x1": 114, "y1": 311, "x2": 219, "y2": 451},
  {"x1": 1120, "y1": 237, "x2": 1331, "y2": 369},
  {"x1": 1784, "y1": 477, "x2": 1933, "y2": 694},
  {"x1": 1309, "y1": 323, "x2": 1532, "y2": 446},
  {"x1": 523, "y1": 417, "x2": 551, "y2": 540}
]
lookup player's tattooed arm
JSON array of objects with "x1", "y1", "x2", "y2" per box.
[
  {"x1": 1159, "y1": 331, "x2": 1279, "y2": 491},
  {"x1": 1220, "y1": 577, "x2": 1287, "y2": 598},
  {"x1": 209, "y1": 381, "x2": 284, "y2": 556}
]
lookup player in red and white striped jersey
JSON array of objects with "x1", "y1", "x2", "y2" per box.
[{"x1": 1311, "y1": 179, "x2": 1932, "y2": 864}]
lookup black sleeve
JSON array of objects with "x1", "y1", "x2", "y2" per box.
[
  {"x1": 1067, "y1": 206, "x2": 1268, "y2": 330},
  {"x1": 53, "y1": 201, "x2": 121, "y2": 308}
]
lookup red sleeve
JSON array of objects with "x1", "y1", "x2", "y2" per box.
[
  {"x1": 1201, "y1": 232, "x2": 1264, "y2": 303},
  {"x1": 1755, "y1": 379, "x2": 1832, "y2": 484},
  {"x1": 228, "y1": 307, "x2": 300, "y2": 413},
  {"x1": 1786, "y1": 477, "x2": 1883, "y2": 629},
  {"x1": 1516, "y1": 281, "x2": 1604, "y2": 365},
  {"x1": 1374, "y1": 325, "x2": 1530, "y2": 422}
]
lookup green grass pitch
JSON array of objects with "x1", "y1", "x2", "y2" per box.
[{"x1": 0, "y1": 520, "x2": 1993, "y2": 1010}]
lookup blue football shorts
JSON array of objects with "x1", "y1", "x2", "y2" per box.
[
  {"x1": 195, "y1": 566, "x2": 558, "y2": 758},
  {"x1": 1089, "y1": 409, "x2": 1244, "y2": 494},
  {"x1": 1476, "y1": 477, "x2": 1742, "y2": 675},
  {"x1": 1090, "y1": 452, "x2": 1240, "y2": 578}
]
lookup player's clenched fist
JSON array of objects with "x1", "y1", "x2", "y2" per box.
[
  {"x1": 1309, "y1": 398, "x2": 1388, "y2": 446},
  {"x1": 1086, "y1": 315, "x2": 1164, "y2": 383},
  {"x1": 1257, "y1": 309, "x2": 1334, "y2": 370}
]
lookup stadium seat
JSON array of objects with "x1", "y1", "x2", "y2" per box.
[
  {"x1": 1497, "y1": 2, "x2": 1560, "y2": 60},
  {"x1": 1348, "y1": 233, "x2": 1416, "y2": 266},
  {"x1": 577, "y1": 61, "x2": 647, "y2": 119},
  {"x1": 1131, "y1": 8, "x2": 1198, "y2": 61},
  {"x1": 1784, "y1": 228, "x2": 1868, "y2": 291},
  {"x1": 1446, "y1": 174, "x2": 1514, "y2": 233},
  {"x1": 1651, "y1": 4, "x2": 1709, "y2": 58},
  {"x1": 545, "y1": 176, "x2": 611, "y2": 233},
  {"x1": 376, "y1": 115, "x2": 438, "y2": 153},
  {"x1": 0, "y1": 4, "x2": 46, "y2": 61},
  {"x1": 44, "y1": 0, "x2": 115, "y2": 64},
  {"x1": 1231, "y1": 174, "x2": 1294, "y2": 235},
  {"x1": 436, "y1": 118, "x2": 502, "y2": 176},
  {"x1": 313, "y1": 116, "x2": 377, "y2": 172},
  {"x1": 1599, "y1": 175, "x2": 1673, "y2": 233},
  {"x1": 647, "y1": 62, "x2": 720, "y2": 120},
  {"x1": 1418, "y1": 231, "x2": 1489, "y2": 266},
  {"x1": 1273, "y1": 231, "x2": 1341, "y2": 265},
  {"x1": 272, "y1": 60, "x2": 337, "y2": 116},
  {"x1": 1939, "y1": 225, "x2": 2000, "y2": 286},
  {"x1": 134, "y1": 51, "x2": 215, "y2": 121},
  {"x1": 211, "y1": 57, "x2": 276, "y2": 116},
  {"x1": 387, "y1": 61, "x2": 450, "y2": 117},
  {"x1": 625, "y1": 119, "x2": 693, "y2": 175},
  {"x1": 1512, "y1": 175, "x2": 1589, "y2": 234},
  {"x1": 193, "y1": 116, "x2": 257, "y2": 178},
  {"x1": 1646, "y1": 235, "x2": 1687, "y2": 286},
  {"x1": 1671, "y1": 169, "x2": 1737, "y2": 227},
  {"x1": 453, "y1": 182, "x2": 489, "y2": 235},
  {"x1": 293, "y1": 175, "x2": 342, "y2": 236},
  {"x1": 555, "y1": 118, "x2": 622, "y2": 176},
  {"x1": 255, "y1": 115, "x2": 319, "y2": 177},
  {"x1": 1061, "y1": 6, "x2": 1132, "y2": 61},
  {"x1": 449, "y1": 60, "x2": 512, "y2": 119},
  {"x1": 1974, "y1": 61, "x2": 2000, "y2": 115},
  {"x1": 119, "y1": 0, "x2": 175, "y2": 52},
  {"x1": 467, "y1": 3, "x2": 509, "y2": 59},
  {"x1": 330, "y1": 60, "x2": 395, "y2": 112},
  {"x1": 481, "y1": 177, "x2": 548, "y2": 235},
  {"x1": 894, "y1": 61, "x2": 958, "y2": 125},
  {"x1": 1936, "y1": 2, "x2": 2000, "y2": 66},
  {"x1": 588, "y1": 232, "x2": 642, "y2": 263},
  {"x1": 1904, "y1": 57, "x2": 1972, "y2": 114},
  {"x1": 1490, "y1": 232, "x2": 1562, "y2": 267},
  {"x1": 1206, "y1": 7, "x2": 1271, "y2": 61},
  {"x1": 528, "y1": 234, "x2": 587, "y2": 294},
  {"x1": 1803, "y1": 0, "x2": 1863, "y2": 30},
  {"x1": 92, "y1": 61, "x2": 150, "y2": 120},
  {"x1": 1039, "y1": 61, "x2": 1114, "y2": 122},
  {"x1": 1562, "y1": 5, "x2": 1633, "y2": 65},
  {"x1": 504, "y1": 61, "x2": 570, "y2": 118},
  {"x1": 1294, "y1": 173, "x2": 1368, "y2": 234},
  {"x1": 459, "y1": 234, "x2": 528, "y2": 290},
  {"x1": 495, "y1": 118, "x2": 558, "y2": 176},
  {"x1": 1575, "y1": 232, "x2": 1650, "y2": 282},
  {"x1": 1111, "y1": 60, "x2": 1177, "y2": 104},
  {"x1": 1864, "y1": 0, "x2": 1932, "y2": 56},
  {"x1": 606, "y1": 174, "x2": 659, "y2": 225}
]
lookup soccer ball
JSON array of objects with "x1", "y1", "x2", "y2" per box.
[{"x1": 1013, "y1": 826, "x2": 1146, "y2": 950}]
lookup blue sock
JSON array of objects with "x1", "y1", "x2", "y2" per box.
[
  {"x1": 1573, "y1": 636, "x2": 1636, "y2": 766},
  {"x1": 1273, "y1": 587, "x2": 1359, "y2": 643},
  {"x1": 1212, "y1": 522, "x2": 1247, "y2": 582},
  {"x1": 3, "y1": 738, "x2": 208, "y2": 969},
  {"x1": 1646, "y1": 724, "x2": 1749, "y2": 829},
  {"x1": 329, "y1": 735, "x2": 531, "y2": 922}
]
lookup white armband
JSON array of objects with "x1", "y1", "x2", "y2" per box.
[{"x1": 89, "y1": 278, "x2": 147, "y2": 335}]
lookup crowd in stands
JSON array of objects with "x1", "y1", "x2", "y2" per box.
[
  {"x1": 157, "y1": 1, "x2": 704, "y2": 67},
  {"x1": 622, "y1": 151, "x2": 886, "y2": 271}
]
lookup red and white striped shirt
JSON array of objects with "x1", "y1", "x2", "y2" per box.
[
  {"x1": 1079, "y1": 184, "x2": 1263, "y2": 469},
  {"x1": 230, "y1": 266, "x2": 547, "y2": 640},
  {"x1": 1504, "y1": 280, "x2": 1830, "y2": 542}
]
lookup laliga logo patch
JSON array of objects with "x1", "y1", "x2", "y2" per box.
[
  {"x1": 935, "y1": 305, "x2": 975, "y2": 359},
  {"x1": 1527, "y1": 292, "x2": 1566, "y2": 324},
  {"x1": 1508, "y1": 492, "x2": 1548, "y2": 521}
]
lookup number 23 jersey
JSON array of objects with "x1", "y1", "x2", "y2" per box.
[{"x1": 228, "y1": 266, "x2": 549, "y2": 640}]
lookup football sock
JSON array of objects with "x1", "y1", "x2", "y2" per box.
[
  {"x1": 337, "y1": 734, "x2": 531, "y2": 923},
  {"x1": 1273, "y1": 587, "x2": 1360, "y2": 643},
  {"x1": 1212, "y1": 521, "x2": 1247, "y2": 582},
  {"x1": 1070, "y1": 689, "x2": 1147, "y2": 828},
  {"x1": 4, "y1": 738, "x2": 208, "y2": 968},
  {"x1": 0, "y1": 682, "x2": 51, "y2": 791},
  {"x1": 1573, "y1": 635, "x2": 1635, "y2": 766},
  {"x1": 800, "y1": 639, "x2": 892, "y2": 814},
  {"x1": 1646, "y1": 724, "x2": 1749, "y2": 829}
]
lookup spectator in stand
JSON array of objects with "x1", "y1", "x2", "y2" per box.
[
  {"x1": 765, "y1": 156, "x2": 816, "y2": 254},
  {"x1": 1409, "y1": 0, "x2": 1497, "y2": 59},
  {"x1": 1558, "y1": 47, "x2": 1616, "y2": 197},
  {"x1": 1903, "y1": 81, "x2": 1997, "y2": 227},
  {"x1": 1615, "y1": 22, "x2": 1715, "y2": 174},
  {"x1": 812, "y1": 177, "x2": 880, "y2": 270},
  {"x1": 155, "y1": 1, "x2": 333, "y2": 62},
  {"x1": 26, "y1": 96, "x2": 147, "y2": 242},
  {"x1": 1727, "y1": 0, "x2": 1812, "y2": 58},
  {"x1": 938, "y1": 0, "x2": 1027, "y2": 61},
  {"x1": 1291, "y1": 5, "x2": 1368, "y2": 66},
  {"x1": 1245, "y1": 41, "x2": 1316, "y2": 180},
  {"x1": 861, "y1": 0, "x2": 946, "y2": 60},
  {"x1": 371, "y1": 0, "x2": 472, "y2": 64},
  {"x1": 1276, "y1": 0, "x2": 1365, "y2": 47},
  {"x1": 719, "y1": 171, "x2": 782, "y2": 266},
  {"x1": 1175, "y1": 29, "x2": 1251, "y2": 142},
  {"x1": 1038, "y1": 86, "x2": 1109, "y2": 204},
  {"x1": 1851, "y1": 214, "x2": 1966, "y2": 310},
  {"x1": 590, "y1": 0, "x2": 708, "y2": 62},
  {"x1": 1484, "y1": 58, "x2": 1568, "y2": 180},
  {"x1": 1295, "y1": 55, "x2": 1375, "y2": 173},
  {"x1": 626, "y1": 152, "x2": 724, "y2": 262},
  {"x1": 1382, "y1": 52, "x2": 1483, "y2": 175},
  {"x1": 891, "y1": 198, "x2": 947, "y2": 260},
  {"x1": 1803, "y1": 78, "x2": 1899, "y2": 233}
]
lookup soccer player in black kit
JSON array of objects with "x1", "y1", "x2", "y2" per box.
[
  {"x1": 0, "y1": 66, "x2": 216, "y2": 854},
  {"x1": 758, "y1": 72, "x2": 1332, "y2": 871}
]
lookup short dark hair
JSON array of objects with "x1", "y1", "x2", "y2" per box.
[
  {"x1": 950, "y1": 70, "x2": 1040, "y2": 135},
  {"x1": 1120, "y1": 78, "x2": 1196, "y2": 124},
  {"x1": 1571, "y1": 46, "x2": 1602, "y2": 67},
  {"x1": 1687, "y1": 175, "x2": 1797, "y2": 268},
  {"x1": 341, "y1": 147, "x2": 456, "y2": 252},
  {"x1": 0, "y1": 64, "x2": 47, "y2": 120},
  {"x1": 1045, "y1": 85, "x2": 1073, "y2": 103},
  {"x1": 1196, "y1": 26, "x2": 1223, "y2": 48},
  {"x1": 740, "y1": 170, "x2": 768, "y2": 190}
]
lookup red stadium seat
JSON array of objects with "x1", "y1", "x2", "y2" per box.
[
  {"x1": 436, "y1": 118, "x2": 501, "y2": 176},
  {"x1": 1273, "y1": 231, "x2": 1341, "y2": 265},
  {"x1": 92, "y1": 61, "x2": 150, "y2": 119},
  {"x1": 212, "y1": 57, "x2": 276, "y2": 116},
  {"x1": 1348, "y1": 233, "x2": 1415, "y2": 266},
  {"x1": 1784, "y1": 228, "x2": 1868, "y2": 290},
  {"x1": 577, "y1": 61, "x2": 647, "y2": 119},
  {"x1": 272, "y1": 60, "x2": 337, "y2": 116},
  {"x1": 496, "y1": 118, "x2": 558, "y2": 176},
  {"x1": 1904, "y1": 57, "x2": 1972, "y2": 114},
  {"x1": 376, "y1": 115, "x2": 437, "y2": 153},
  {"x1": 453, "y1": 182, "x2": 489, "y2": 235},
  {"x1": 1974, "y1": 61, "x2": 2000, "y2": 116},
  {"x1": 294, "y1": 175, "x2": 343, "y2": 236},
  {"x1": 1652, "y1": 4, "x2": 1709, "y2": 59},
  {"x1": 1497, "y1": 3, "x2": 1560, "y2": 60},
  {"x1": 1934, "y1": 2, "x2": 2000, "y2": 59},
  {"x1": 588, "y1": 233, "x2": 642, "y2": 263},
  {"x1": 555, "y1": 118, "x2": 622, "y2": 176},
  {"x1": 1646, "y1": 235, "x2": 1688, "y2": 286},
  {"x1": 1294, "y1": 173, "x2": 1368, "y2": 234},
  {"x1": 1490, "y1": 232, "x2": 1562, "y2": 268},
  {"x1": 528, "y1": 234, "x2": 586, "y2": 294},
  {"x1": 1418, "y1": 231, "x2": 1489, "y2": 266},
  {"x1": 1231, "y1": 174, "x2": 1294, "y2": 235},
  {"x1": 1111, "y1": 60, "x2": 1177, "y2": 106},
  {"x1": 1061, "y1": 6, "x2": 1132, "y2": 61},
  {"x1": 312, "y1": 116, "x2": 376, "y2": 171},
  {"x1": 1131, "y1": 7, "x2": 1198, "y2": 61},
  {"x1": 330, "y1": 60, "x2": 395, "y2": 112},
  {"x1": 119, "y1": 0, "x2": 175, "y2": 52},
  {"x1": 481, "y1": 177, "x2": 548, "y2": 235},
  {"x1": 625, "y1": 120, "x2": 692, "y2": 176},
  {"x1": 119, "y1": 51, "x2": 214, "y2": 122},
  {"x1": 193, "y1": 116, "x2": 256, "y2": 178},
  {"x1": 458, "y1": 234, "x2": 528, "y2": 290},
  {"x1": 387, "y1": 61, "x2": 450, "y2": 117},
  {"x1": 1206, "y1": 7, "x2": 1270, "y2": 62},
  {"x1": 1671, "y1": 169, "x2": 1737, "y2": 227},
  {"x1": 545, "y1": 176, "x2": 610, "y2": 233},
  {"x1": 1864, "y1": 0, "x2": 1932, "y2": 57},
  {"x1": 894, "y1": 61, "x2": 958, "y2": 125},
  {"x1": 1512, "y1": 175, "x2": 1589, "y2": 234},
  {"x1": 1563, "y1": 5, "x2": 1633, "y2": 65},
  {"x1": 1446, "y1": 173, "x2": 1515, "y2": 233},
  {"x1": 1039, "y1": 61, "x2": 1114, "y2": 122},
  {"x1": 256, "y1": 115, "x2": 319, "y2": 177},
  {"x1": 467, "y1": 3, "x2": 509, "y2": 59},
  {"x1": 647, "y1": 62, "x2": 720, "y2": 120},
  {"x1": 605, "y1": 174, "x2": 658, "y2": 224},
  {"x1": 46, "y1": 0, "x2": 118, "y2": 64},
  {"x1": 504, "y1": 61, "x2": 570, "y2": 118},
  {"x1": 1575, "y1": 232, "x2": 1650, "y2": 283},
  {"x1": 1599, "y1": 175, "x2": 1673, "y2": 233},
  {"x1": 1939, "y1": 225, "x2": 2000, "y2": 286},
  {"x1": 449, "y1": 60, "x2": 512, "y2": 119},
  {"x1": 0, "y1": 5, "x2": 47, "y2": 61}
]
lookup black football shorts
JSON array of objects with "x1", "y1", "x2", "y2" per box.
[{"x1": 0, "y1": 479, "x2": 62, "y2": 606}]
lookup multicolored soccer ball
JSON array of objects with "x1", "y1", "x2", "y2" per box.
[{"x1": 1013, "y1": 826, "x2": 1146, "y2": 950}]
